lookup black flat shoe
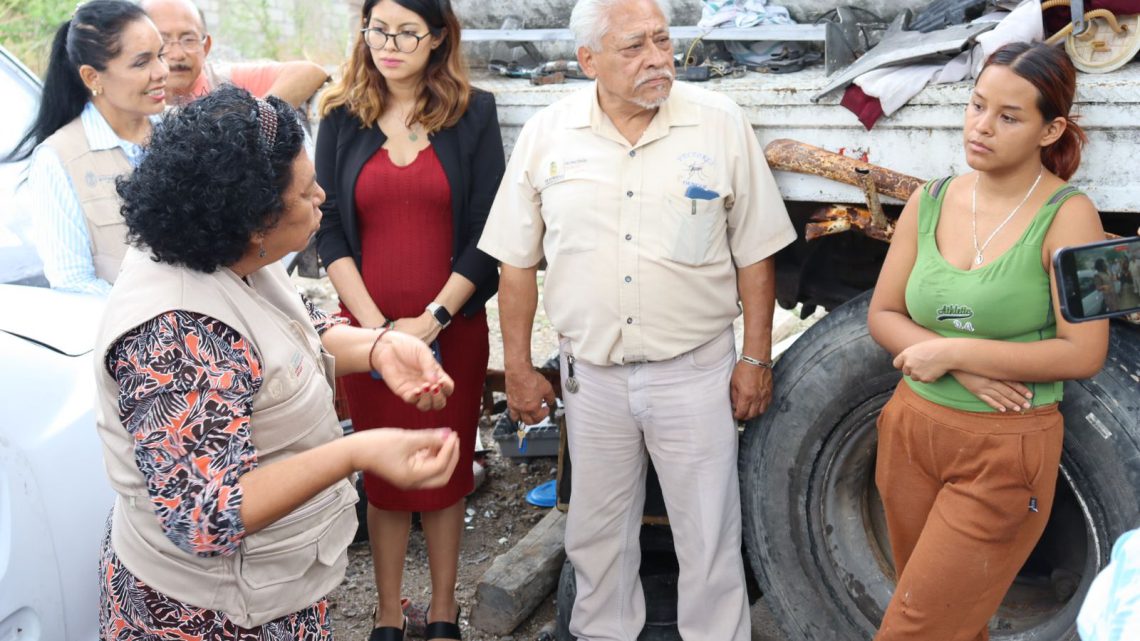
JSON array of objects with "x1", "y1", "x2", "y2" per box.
[
  {"x1": 367, "y1": 615, "x2": 407, "y2": 641},
  {"x1": 424, "y1": 605, "x2": 461, "y2": 640}
]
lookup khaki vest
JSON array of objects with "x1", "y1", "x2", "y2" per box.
[
  {"x1": 41, "y1": 117, "x2": 133, "y2": 283},
  {"x1": 94, "y1": 247, "x2": 357, "y2": 627}
]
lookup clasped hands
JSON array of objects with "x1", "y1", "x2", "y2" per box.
[{"x1": 893, "y1": 338, "x2": 1032, "y2": 412}]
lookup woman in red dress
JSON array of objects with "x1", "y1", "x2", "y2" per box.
[{"x1": 315, "y1": 1, "x2": 504, "y2": 640}]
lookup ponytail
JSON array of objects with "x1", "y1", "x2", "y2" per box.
[
  {"x1": 981, "y1": 42, "x2": 1085, "y2": 180},
  {"x1": 1041, "y1": 116, "x2": 1087, "y2": 181},
  {"x1": 5, "y1": 22, "x2": 89, "y2": 162},
  {"x1": 4, "y1": 0, "x2": 147, "y2": 162}
]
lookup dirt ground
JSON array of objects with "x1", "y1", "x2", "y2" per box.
[{"x1": 291, "y1": 273, "x2": 821, "y2": 641}]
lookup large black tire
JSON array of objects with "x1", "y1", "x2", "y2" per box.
[
  {"x1": 740, "y1": 290, "x2": 1140, "y2": 640},
  {"x1": 555, "y1": 531, "x2": 683, "y2": 641}
]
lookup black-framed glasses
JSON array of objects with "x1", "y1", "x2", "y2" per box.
[
  {"x1": 361, "y1": 28, "x2": 429, "y2": 53},
  {"x1": 162, "y1": 34, "x2": 208, "y2": 53}
]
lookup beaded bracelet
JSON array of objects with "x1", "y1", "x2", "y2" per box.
[
  {"x1": 368, "y1": 327, "x2": 391, "y2": 378},
  {"x1": 740, "y1": 354, "x2": 774, "y2": 369}
]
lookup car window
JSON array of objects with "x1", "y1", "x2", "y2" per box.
[{"x1": 0, "y1": 47, "x2": 45, "y2": 286}]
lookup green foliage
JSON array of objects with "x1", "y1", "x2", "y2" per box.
[
  {"x1": 0, "y1": 0, "x2": 346, "y2": 77},
  {"x1": 219, "y1": 0, "x2": 286, "y2": 60},
  {"x1": 0, "y1": 0, "x2": 74, "y2": 77},
  {"x1": 217, "y1": 0, "x2": 344, "y2": 64}
]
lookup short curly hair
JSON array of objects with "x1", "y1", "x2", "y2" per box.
[{"x1": 117, "y1": 85, "x2": 304, "y2": 272}]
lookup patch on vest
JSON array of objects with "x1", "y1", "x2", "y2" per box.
[
  {"x1": 936, "y1": 304, "x2": 975, "y2": 333},
  {"x1": 290, "y1": 351, "x2": 305, "y2": 378},
  {"x1": 85, "y1": 170, "x2": 118, "y2": 188}
]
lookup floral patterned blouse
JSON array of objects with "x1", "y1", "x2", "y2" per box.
[{"x1": 98, "y1": 300, "x2": 346, "y2": 640}]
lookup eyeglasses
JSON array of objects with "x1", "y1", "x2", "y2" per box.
[
  {"x1": 162, "y1": 34, "x2": 208, "y2": 53},
  {"x1": 361, "y1": 28, "x2": 429, "y2": 53}
]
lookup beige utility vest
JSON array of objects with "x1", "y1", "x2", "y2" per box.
[
  {"x1": 41, "y1": 116, "x2": 133, "y2": 283},
  {"x1": 94, "y1": 247, "x2": 357, "y2": 627}
]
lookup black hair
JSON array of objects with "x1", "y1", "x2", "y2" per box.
[
  {"x1": 1095, "y1": 258, "x2": 1108, "y2": 273},
  {"x1": 6, "y1": 0, "x2": 148, "y2": 162},
  {"x1": 362, "y1": 0, "x2": 450, "y2": 36},
  {"x1": 116, "y1": 85, "x2": 304, "y2": 273}
]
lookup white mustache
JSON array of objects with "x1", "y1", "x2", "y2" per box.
[{"x1": 634, "y1": 70, "x2": 674, "y2": 88}]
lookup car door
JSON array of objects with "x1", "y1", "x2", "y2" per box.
[{"x1": 0, "y1": 46, "x2": 114, "y2": 641}]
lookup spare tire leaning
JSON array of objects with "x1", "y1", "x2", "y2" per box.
[{"x1": 739, "y1": 290, "x2": 1140, "y2": 641}]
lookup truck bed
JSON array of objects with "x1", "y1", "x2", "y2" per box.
[{"x1": 476, "y1": 62, "x2": 1140, "y2": 213}]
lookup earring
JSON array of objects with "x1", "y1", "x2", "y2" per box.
[
  {"x1": 258, "y1": 242, "x2": 266, "y2": 258},
  {"x1": 91, "y1": 87, "x2": 101, "y2": 97}
]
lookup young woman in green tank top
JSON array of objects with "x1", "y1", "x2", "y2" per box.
[{"x1": 866, "y1": 42, "x2": 1109, "y2": 641}]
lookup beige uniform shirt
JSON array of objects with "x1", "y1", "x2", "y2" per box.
[{"x1": 479, "y1": 81, "x2": 796, "y2": 366}]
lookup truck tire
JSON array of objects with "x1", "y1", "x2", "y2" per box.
[
  {"x1": 555, "y1": 549, "x2": 683, "y2": 641},
  {"x1": 739, "y1": 290, "x2": 1140, "y2": 641}
]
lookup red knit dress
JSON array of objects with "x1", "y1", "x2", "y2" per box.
[{"x1": 340, "y1": 145, "x2": 488, "y2": 512}]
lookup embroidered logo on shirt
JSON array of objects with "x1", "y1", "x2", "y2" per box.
[
  {"x1": 677, "y1": 152, "x2": 714, "y2": 189},
  {"x1": 541, "y1": 157, "x2": 586, "y2": 187},
  {"x1": 936, "y1": 304, "x2": 975, "y2": 333}
]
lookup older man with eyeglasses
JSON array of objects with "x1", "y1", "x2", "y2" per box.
[
  {"x1": 479, "y1": 0, "x2": 796, "y2": 638},
  {"x1": 141, "y1": 0, "x2": 328, "y2": 108}
]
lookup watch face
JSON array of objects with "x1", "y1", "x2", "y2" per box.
[{"x1": 430, "y1": 304, "x2": 451, "y2": 327}]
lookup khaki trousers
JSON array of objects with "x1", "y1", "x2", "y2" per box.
[
  {"x1": 875, "y1": 381, "x2": 1064, "y2": 641},
  {"x1": 560, "y1": 328, "x2": 749, "y2": 641}
]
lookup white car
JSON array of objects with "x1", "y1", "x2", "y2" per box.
[{"x1": 0, "y1": 46, "x2": 114, "y2": 641}]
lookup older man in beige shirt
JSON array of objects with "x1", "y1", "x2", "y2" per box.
[{"x1": 478, "y1": 0, "x2": 796, "y2": 639}]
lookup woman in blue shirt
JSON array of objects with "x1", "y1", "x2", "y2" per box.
[{"x1": 7, "y1": 0, "x2": 168, "y2": 294}]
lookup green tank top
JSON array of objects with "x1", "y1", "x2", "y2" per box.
[{"x1": 903, "y1": 176, "x2": 1082, "y2": 412}]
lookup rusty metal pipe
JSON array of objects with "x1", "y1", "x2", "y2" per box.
[{"x1": 764, "y1": 138, "x2": 924, "y2": 203}]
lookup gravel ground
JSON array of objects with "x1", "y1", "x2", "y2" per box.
[{"x1": 292, "y1": 272, "x2": 822, "y2": 641}]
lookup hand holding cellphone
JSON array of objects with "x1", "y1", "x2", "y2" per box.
[{"x1": 1053, "y1": 235, "x2": 1140, "y2": 322}]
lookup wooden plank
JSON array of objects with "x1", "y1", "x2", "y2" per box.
[
  {"x1": 463, "y1": 24, "x2": 827, "y2": 43},
  {"x1": 470, "y1": 508, "x2": 567, "y2": 635}
]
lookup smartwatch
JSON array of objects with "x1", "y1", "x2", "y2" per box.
[{"x1": 426, "y1": 302, "x2": 452, "y2": 329}]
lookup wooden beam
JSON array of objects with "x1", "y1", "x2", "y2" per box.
[{"x1": 470, "y1": 508, "x2": 567, "y2": 635}]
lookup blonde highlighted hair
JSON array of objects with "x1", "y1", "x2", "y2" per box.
[{"x1": 319, "y1": 0, "x2": 470, "y2": 131}]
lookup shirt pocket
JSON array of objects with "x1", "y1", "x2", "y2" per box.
[
  {"x1": 541, "y1": 179, "x2": 599, "y2": 256},
  {"x1": 658, "y1": 193, "x2": 726, "y2": 267}
]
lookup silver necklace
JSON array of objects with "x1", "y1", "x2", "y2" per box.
[{"x1": 970, "y1": 168, "x2": 1044, "y2": 265}]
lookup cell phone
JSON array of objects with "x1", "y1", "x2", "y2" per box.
[{"x1": 1053, "y1": 236, "x2": 1140, "y2": 322}]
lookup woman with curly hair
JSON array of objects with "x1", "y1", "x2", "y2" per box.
[
  {"x1": 315, "y1": 1, "x2": 504, "y2": 639},
  {"x1": 8, "y1": 0, "x2": 167, "y2": 294},
  {"x1": 96, "y1": 85, "x2": 461, "y2": 640},
  {"x1": 867, "y1": 42, "x2": 1108, "y2": 640}
]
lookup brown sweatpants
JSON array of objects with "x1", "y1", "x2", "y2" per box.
[{"x1": 874, "y1": 381, "x2": 1064, "y2": 641}]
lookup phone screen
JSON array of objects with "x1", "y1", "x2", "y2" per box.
[{"x1": 1053, "y1": 236, "x2": 1140, "y2": 322}]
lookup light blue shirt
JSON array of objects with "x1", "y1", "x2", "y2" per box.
[
  {"x1": 1078, "y1": 528, "x2": 1140, "y2": 641},
  {"x1": 27, "y1": 103, "x2": 152, "y2": 295}
]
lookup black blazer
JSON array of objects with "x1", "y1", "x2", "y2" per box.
[{"x1": 314, "y1": 89, "x2": 505, "y2": 317}]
